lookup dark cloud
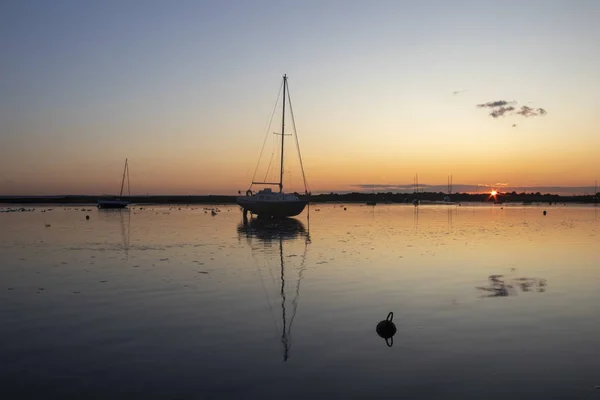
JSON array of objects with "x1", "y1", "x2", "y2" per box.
[
  {"x1": 490, "y1": 106, "x2": 515, "y2": 118},
  {"x1": 477, "y1": 100, "x2": 513, "y2": 108},
  {"x1": 515, "y1": 106, "x2": 548, "y2": 117},
  {"x1": 477, "y1": 101, "x2": 547, "y2": 119},
  {"x1": 516, "y1": 105, "x2": 537, "y2": 117}
]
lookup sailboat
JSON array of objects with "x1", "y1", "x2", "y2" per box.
[
  {"x1": 97, "y1": 158, "x2": 130, "y2": 209},
  {"x1": 237, "y1": 75, "x2": 309, "y2": 219}
]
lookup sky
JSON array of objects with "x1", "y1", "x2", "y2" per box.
[{"x1": 1, "y1": 0, "x2": 599, "y2": 195}]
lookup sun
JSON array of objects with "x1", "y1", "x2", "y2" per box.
[{"x1": 490, "y1": 190, "x2": 498, "y2": 196}]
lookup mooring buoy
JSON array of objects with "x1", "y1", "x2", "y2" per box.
[{"x1": 376, "y1": 312, "x2": 397, "y2": 347}]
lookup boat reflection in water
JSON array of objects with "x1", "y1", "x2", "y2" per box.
[
  {"x1": 237, "y1": 217, "x2": 310, "y2": 361},
  {"x1": 97, "y1": 208, "x2": 131, "y2": 259},
  {"x1": 237, "y1": 217, "x2": 309, "y2": 242}
]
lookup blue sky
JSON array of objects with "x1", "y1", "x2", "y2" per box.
[{"x1": 1, "y1": 0, "x2": 599, "y2": 194}]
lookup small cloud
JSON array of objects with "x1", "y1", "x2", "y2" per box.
[
  {"x1": 477, "y1": 101, "x2": 547, "y2": 119},
  {"x1": 490, "y1": 106, "x2": 515, "y2": 118},
  {"x1": 477, "y1": 183, "x2": 509, "y2": 188},
  {"x1": 516, "y1": 105, "x2": 537, "y2": 117},
  {"x1": 477, "y1": 100, "x2": 514, "y2": 108},
  {"x1": 453, "y1": 90, "x2": 468, "y2": 95}
]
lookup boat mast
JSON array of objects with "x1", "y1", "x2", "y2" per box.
[
  {"x1": 119, "y1": 158, "x2": 128, "y2": 197},
  {"x1": 279, "y1": 75, "x2": 287, "y2": 193}
]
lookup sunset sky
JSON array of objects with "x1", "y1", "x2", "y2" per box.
[{"x1": 1, "y1": 0, "x2": 599, "y2": 195}]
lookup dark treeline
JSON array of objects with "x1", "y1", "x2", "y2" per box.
[
  {"x1": 312, "y1": 191, "x2": 599, "y2": 204},
  {"x1": 1, "y1": 191, "x2": 598, "y2": 205},
  {"x1": 0, "y1": 195, "x2": 237, "y2": 205}
]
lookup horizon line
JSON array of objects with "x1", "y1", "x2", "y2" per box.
[{"x1": 1, "y1": 184, "x2": 599, "y2": 198}]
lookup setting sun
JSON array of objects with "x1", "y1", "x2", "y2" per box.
[{"x1": 491, "y1": 190, "x2": 498, "y2": 196}]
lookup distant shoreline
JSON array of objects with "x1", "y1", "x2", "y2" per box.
[{"x1": 0, "y1": 192, "x2": 598, "y2": 205}]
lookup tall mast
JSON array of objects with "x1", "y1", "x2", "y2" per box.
[
  {"x1": 127, "y1": 159, "x2": 131, "y2": 197},
  {"x1": 119, "y1": 158, "x2": 128, "y2": 197},
  {"x1": 279, "y1": 75, "x2": 287, "y2": 193}
]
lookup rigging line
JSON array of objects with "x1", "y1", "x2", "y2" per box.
[
  {"x1": 286, "y1": 86, "x2": 310, "y2": 194},
  {"x1": 307, "y1": 206, "x2": 311, "y2": 241},
  {"x1": 287, "y1": 229, "x2": 310, "y2": 336},
  {"x1": 286, "y1": 266, "x2": 305, "y2": 338},
  {"x1": 257, "y1": 244, "x2": 279, "y2": 297},
  {"x1": 252, "y1": 241, "x2": 280, "y2": 335},
  {"x1": 119, "y1": 210, "x2": 126, "y2": 256},
  {"x1": 252, "y1": 243, "x2": 278, "y2": 289},
  {"x1": 127, "y1": 208, "x2": 131, "y2": 248},
  {"x1": 266, "y1": 247, "x2": 279, "y2": 288},
  {"x1": 263, "y1": 134, "x2": 279, "y2": 183},
  {"x1": 250, "y1": 80, "x2": 284, "y2": 188}
]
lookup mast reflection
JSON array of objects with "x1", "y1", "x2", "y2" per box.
[
  {"x1": 237, "y1": 217, "x2": 310, "y2": 362},
  {"x1": 413, "y1": 206, "x2": 419, "y2": 232},
  {"x1": 97, "y1": 209, "x2": 131, "y2": 259}
]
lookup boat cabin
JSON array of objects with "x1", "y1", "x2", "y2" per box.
[{"x1": 254, "y1": 188, "x2": 299, "y2": 201}]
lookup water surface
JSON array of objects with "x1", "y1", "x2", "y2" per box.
[{"x1": 1, "y1": 204, "x2": 599, "y2": 399}]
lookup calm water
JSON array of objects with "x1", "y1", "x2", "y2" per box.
[{"x1": 1, "y1": 204, "x2": 599, "y2": 399}]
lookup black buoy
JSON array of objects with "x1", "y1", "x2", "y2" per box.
[
  {"x1": 543, "y1": 210, "x2": 547, "y2": 216},
  {"x1": 86, "y1": 215, "x2": 90, "y2": 220},
  {"x1": 376, "y1": 312, "x2": 397, "y2": 347}
]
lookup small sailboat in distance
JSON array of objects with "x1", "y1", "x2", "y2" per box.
[
  {"x1": 97, "y1": 158, "x2": 130, "y2": 209},
  {"x1": 237, "y1": 75, "x2": 309, "y2": 219}
]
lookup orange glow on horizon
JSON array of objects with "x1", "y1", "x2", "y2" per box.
[{"x1": 491, "y1": 190, "x2": 498, "y2": 196}]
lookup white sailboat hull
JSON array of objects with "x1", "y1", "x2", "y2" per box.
[{"x1": 237, "y1": 196, "x2": 307, "y2": 218}]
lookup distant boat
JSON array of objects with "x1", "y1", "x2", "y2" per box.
[
  {"x1": 237, "y1": 75, "x2": 308, "y2": 219},
  {"x1": 97, "y1": 158, "x2": 130, "y2": 209}
]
